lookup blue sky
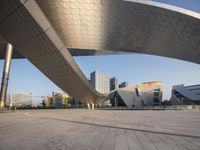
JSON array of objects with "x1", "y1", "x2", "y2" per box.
[
  {"x1": 154, "y1": 0, "x2": 200, "y2": 13},
  {"x1": 0, "y1": 0, "x2": 200, "y2": 104}
]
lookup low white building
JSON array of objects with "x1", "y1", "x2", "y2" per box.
[{"x1": 8, "y1": 93, "x2": 32, "y2": 108}]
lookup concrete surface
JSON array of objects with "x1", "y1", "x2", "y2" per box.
[{"x1": 0, "y1": 109, "x2": 200, "y2": 150}]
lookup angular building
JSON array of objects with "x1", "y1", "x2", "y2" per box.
[
  {"x1": 90, "y1": 71, "x2": 110, "y2": 94},
  {"x1": 109, "y1": 81, "x2": 163, "y2": 108},
  {"x1": 171, "y1": 84, "x2": 200, "y2": 105},
  {"x1": 110, "y1": 77, "x2": 118, "y2": 91}
]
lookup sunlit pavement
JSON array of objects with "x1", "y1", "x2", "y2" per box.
[{"x1": 0, "y1": 109, "x2": 200, "y2": 150}]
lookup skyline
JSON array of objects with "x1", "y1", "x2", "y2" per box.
[
  {"x1": 1, "y1": 53, "x2": 200, "y2": 100},
  {"x1": 75, "y1": 54, "x2": 200, "y2": 100},
  {"x1": 1, "y1": 0, "x2": 200, "y2": 104}
]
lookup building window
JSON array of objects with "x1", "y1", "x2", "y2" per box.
[
  {"x1": 154, "y1": 92, "x2": 159, "y2": 97},
  {"x1": 154, "y1": 97, "x2": 159, "y2": 103}
]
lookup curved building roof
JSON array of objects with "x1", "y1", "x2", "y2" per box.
[{"x1": 0, "y1": 0, "x2": 200, "y2": 104}]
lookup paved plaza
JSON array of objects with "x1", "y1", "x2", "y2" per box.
[{"x1": 0, "y1": 109, "x2": 200, "y2": 150}]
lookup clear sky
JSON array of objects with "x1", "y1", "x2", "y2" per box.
[{"x1": 0, "y1": 0, "x2": 200, "y2": 105}]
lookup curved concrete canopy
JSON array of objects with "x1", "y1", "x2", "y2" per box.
[
  {"x1": 0, "y1": 0, "x2": 200, "y2": 104},
  {"x1": 36, "y1": 0, "x2": 200, "y2": 64}
]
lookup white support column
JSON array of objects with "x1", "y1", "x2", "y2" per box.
[
  {"x1": 87, "y1": 103, "x2": 91, "y2": 110},
  {"x1": 91, "y1": 103, "x2": 95, "y2": 110},
  {"x1": 0, "y1": 43, "x2": 13, "y2": 108}
]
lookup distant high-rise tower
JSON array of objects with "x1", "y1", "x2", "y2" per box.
[
  {"x1": 90, "y1": 71, "x2": 110, "y2": 94},
  {"x1": 119, "y1": 81, "x2": 128, "y2": 88},
  {"x1": 110, "y1": 77, "x2": 118, "y2": 91}
]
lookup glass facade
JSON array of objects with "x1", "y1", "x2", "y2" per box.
[{"x1": 90, "y1": 71, "x2": 110, "y2": 94}]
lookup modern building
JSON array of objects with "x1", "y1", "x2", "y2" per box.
[
  {"x1": 43, "y1": 92, "x2": 69, "y2": 108},
  {"x1": 109, "y1": 81, "x2": 163, "y2": 108},
  {"x1": 110, "y1": 77, "x2": 118, "y2": 91},
  {"x1": 119, "y1": 81, "x2": 128, "y2": 88},
  {"x1": 90, "y1": 71, "x2": 110, "y2": 94},
  {"x1": 171, "y1": 84, "x2": 200, "y2": 105},
  {"x1": 8, "y1": 93, "x2": 32, "y2": 108},
  {"x1": 43, "y1": 92, "x2": 84, "y2": 108}
]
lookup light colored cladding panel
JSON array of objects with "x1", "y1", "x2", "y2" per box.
[
  {"x1": 35, "y1": 0, "x2": 200, "y2": 64},
  {"x1": 35, "y1": 0, "x2": 107, "y2": 49}
]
